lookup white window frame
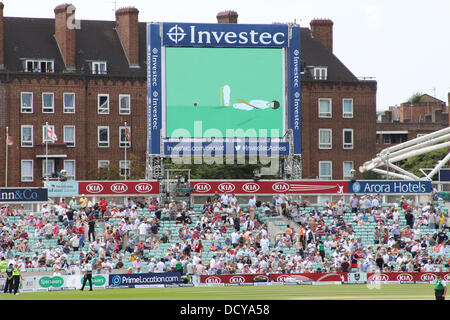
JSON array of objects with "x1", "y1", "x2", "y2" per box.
[
  {"x1": 63, "y1": 160, "x2": 76, "y2": 181},
  {"x1": 319, "y1": 129, "x2": 332, "y2": 149},
  {"x1": 63, "y1": 126, "x2": 76, "y2": 147},
  {"x1": 21, "y1": 92, "x2": 33, "y2": 113},
  {"x1": 343, "y1": 161, "x2": 354, "y2": 180},
  {"x1": 42, "y1": 124, "x2": 56, "y2": 143},
  {"x1": 119, "y1": 126, "x2": 131, "y2": 148},
  {"x1": 343, "y1": 98, "x2": 354, "y2": 118},
  {"x1": 21, "y1": 125, "x2": 33, "y2": 147},
  {"x1": 24, "y1": 59, "x2": 54, "y2": 73},
  {"x1": 318, "y1": 98, "x2": 332, "y2": 118},
  {"x1": 383, "y1": 135, "x2": 391, "y2": 144},
  {"x1": 21, "y1": 160, "x2": 34, "y2": 182},
  {"x1": 119, "y1": 160, "x2": 130, "y2": 177},
  {"x1": 343, "y1": 129, "x2": 354, "y2": 149},
  {"x1": 98, "y1": 126, "x2": 110, "y2": 148},
  {"x1": 42, "y1": 159, "x2": 55, "y2": 179},
  {"x1": 98, "y1": 94, "x2": 110, "y2": 114},
  {"x1": 92, "y1": 61, "x2": 107, "y2": 75},
  {"x1": 42, "y1": 92, "x2": 54, "y2": 113},
  {"x1": 98, "y1": 160, "x2": 110, "y2": 169},
  {"x1": 63, "y1": 92, "x2": 75, "y2": 113},
  {"x1": 319, "y1": 161, "x2": 332, "y2": 180},
  {"x1": 313, "y1": 67, "x2": 328, "y2": 80},
  {"x1": 119, "y1": 94, "x2": 131, "y2": 115}
]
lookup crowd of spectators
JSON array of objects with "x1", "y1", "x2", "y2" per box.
[{"x1": 0, "y1": 192, "x2": 449, "y2": 283}]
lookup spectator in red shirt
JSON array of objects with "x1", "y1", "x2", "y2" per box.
[
  {"x1": 194, "y1": 240, "x2": 204, "y2": 253},
  {"x1": 99, "y1": 198, "x2": 108, "y2": 218},
  {"x1": 78, "y1": 224, "x2": 85, "y2": 249}
]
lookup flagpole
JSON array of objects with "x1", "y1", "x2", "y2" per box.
[
  {"x1": 124, "y1": 121, "x2": 127, "y2": 181},
  {"x1": 5, "y1": 126, "x2": 8, "y2": 187},
  {"x1": 45, "y1": 122, "x2": 49, "y2": 183}
]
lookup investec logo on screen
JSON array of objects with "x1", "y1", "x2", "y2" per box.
[{"x1": 163, "y1": 23, "x2": 289, "y2": 48}]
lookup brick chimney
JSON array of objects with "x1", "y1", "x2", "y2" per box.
[
  {"x1": 54, "y1": 3, "x2": 76, "y2": 70},
  {"x1": 310, "y1": 19, "x2": 333, "y2": 52},
  {"x1": 0, "y1": 2, "x2": 4, "y2": 69},
  {"x1": 115, "y1": 7, "x2": 140, "y2": 67},
  {"x1": 217, "y1": 10, "x2": 238, "y2": 24}
]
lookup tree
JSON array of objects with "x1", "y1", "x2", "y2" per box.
[
  {"x1": 88, "y1": 152, "x2": 146, "y2": 180},
  {"x1": 399, "y1": 147, "x2": 448, "y2": 180},
  {"x1": 407, "y1": 92, "x2": 425, "y2": 103},
  {"x1": 166, "y1": 156, "x2": 281, "y2": 179}
]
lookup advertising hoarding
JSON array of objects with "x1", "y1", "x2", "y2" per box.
[
  {"x1": 0, "y1": 188, "x2": 48, "y2": 202},
  {"x1": 109, "y1": 272, "x2": 181, "y2": 288},
  {"x1": 190, "y1": 180, "x2": 348, "y2": 195},
  {"x1": 78, "y1": 181, "x2": 160, "y2": 195},
  {"x1": 349, "y1": 180, "x2": 432, "y2": 194}
]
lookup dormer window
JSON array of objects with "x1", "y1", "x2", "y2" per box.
[
  {"x1": 313, "y1": 66, "x2": 327, "y2": 80},
  {"x1": 92, "y1": 61, "x2": 107, "y2": 74},
  {"x1": 23, "y1": 59, "x2": 54, "y2": 73}
]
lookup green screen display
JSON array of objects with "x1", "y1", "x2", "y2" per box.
[{"x1": 165, "y1": 47, "x2": 284, "y2": 138}]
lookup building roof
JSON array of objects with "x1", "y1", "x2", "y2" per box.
[
  {"x1": 2, "y1": 16, "x2": 360, "y2": 82},
  {"x1": 300, "y1": 27, "x2": 357, "y2": 82},
  {"x1": 3, "y1": 16, "x2": 147, "y2": 77}
]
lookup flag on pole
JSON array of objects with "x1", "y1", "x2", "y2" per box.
[
  {"x1": 6, "y1": 128, "x2": 13, "y2": 146},
  {"x1": 125, "y1": 127, "x2": 131, "y2": 142},
  {"x1": 6, "y1": 135, "x2": 13, "y2": 146},
  {"x1": 47, "y1": 126, "x2": 57, "y2": 141}
]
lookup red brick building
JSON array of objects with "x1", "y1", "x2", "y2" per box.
[
  {"x1": 300, "y1": 19, "x2": 377, "y2": 180},
  {"x1": 376, "y1": 94, "x2": 448, "y2": 151},
  {"x1": 0, "y1": 4, "x2": 147, "y2": 187},
  {"x1": 0, "y1": 4, "x2": 376, "y2": 187}
]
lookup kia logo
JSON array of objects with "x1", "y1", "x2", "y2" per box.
[
  {"x1": 272, "y1": 182, "x2": 290, "y2": 192},
  {"x1": 369, "y1": 274, "x2": 389, "y2": 282},
  {"x1": 111, "y1": 183, "x2": 128, "y2": 193},
  {"x1": 229, "y1": 276, "x2": 245, "y2": 283},
  {"x1": 277, "y1": 276, "x2": 290, "y2": 282},
  {"x1": 86, "y1": 183, "x2": 104, "y2": 193},
  {"x1": 397, "y1": 273, "x2": 413, "y2": 281},
  {"x1": 421, "y1": 273, "x2": 437, "y2": 281},
  {"x1": 242, "y1": 182, "x2": 260, "y2": 193},
  {"x1": 444, "y1": 274, "x2": 450, "y2": 281},
  {"x1": 194, "y1": 183, "x2": 211, "y2": 193},
  {"x1": 218, "y1": 183, "x2": 235, "y2": 193},
  {"x1": 205, "y1": 276, "x2": 221, "y2": 283},
  {"x1": 276, "y1": 275, "x2": 306, "y2": 282},
  {"x1": 135, "y1": 183, "x2": 152, "y2": 193}
]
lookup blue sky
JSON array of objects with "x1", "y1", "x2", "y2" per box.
[{"x1": 3, "y1": 0, "x2": 449, "y2": 111}]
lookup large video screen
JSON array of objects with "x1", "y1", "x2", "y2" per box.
[{"x1": 165, "y1": 47, "x2": 284, "y2": 138}]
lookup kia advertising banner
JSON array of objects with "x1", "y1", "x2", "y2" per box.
[
  {"x1": 201, "y1": 272, "x2": 449, "y2": 285},
  {"x1": 78, "y1": 181, "x2": 160, "y2": 195},
  {"x1": 201, "y1": 274, "x2": 268, "y2": 284},
  {"x1": 367, "y1": 272, "x2": 449, "y2": 283},
  {"x1": 201, "y1": 273, "x2": 348, "y2": 284},
  {"x1": 269, "y1": 273, "x2": 347, "y2": 283},
  {"x1": 190, "y1": 180, "x2": 348, "y2": 195}
]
